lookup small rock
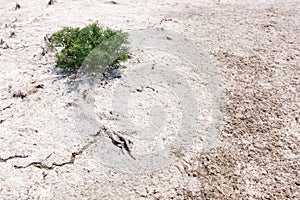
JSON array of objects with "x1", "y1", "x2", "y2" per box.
[
  {"x1": 48, "y1": 0, "x2": 56, "y2": 6},
  {"x1": 34, "y1": 84, "x2": 44, "y2": 89},
  {"x1": 0, "y1": 39, "x2": 9, "y2": 49},
  {"x1": 41, "y1": 47, "x2": 47, "y2": 56},
  {"x1": 2, "y1": 44, "x2": 10, "y2": 49},
  {"x1": 9, "y1": 31, "x2": 16, "y2": 38},
  {"x1": 15, "y1": 3, "x2": 21, "y2": 10},
  {"x1": 29, "y1": 79, "x2": 37, "y2": 84},
  {"x1": 9, "y1": 82, "x2": 44, "y2": 99},
  {"x1": 136, "y1": 88, "x2": 143, "y2": 92},
  {"x1": 107, "y1": 1, "x2": 118, "y2": 4},
  {"x1": 12, "y1": 89, "x2": 27, "y2": 99}
]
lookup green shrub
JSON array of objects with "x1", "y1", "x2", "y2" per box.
[{"x1": 48, "y1": 22, "x2": 129, "y2": 73}]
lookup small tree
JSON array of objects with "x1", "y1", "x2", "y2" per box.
[{"x1": 48, "y1": 22, "x2": 129, "y2": 73}]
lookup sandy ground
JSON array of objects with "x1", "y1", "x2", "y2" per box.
[{"x1": 0, "y1": 0, "x2": 299, "y2": 199}]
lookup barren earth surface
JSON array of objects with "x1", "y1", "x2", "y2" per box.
[{"x1": 0, "y1": 0, "x2": 299, "y2": 199}]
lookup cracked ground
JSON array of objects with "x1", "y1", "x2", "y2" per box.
[{"x1": 0, "y1": 0, "x2": 299, "y2": 199}]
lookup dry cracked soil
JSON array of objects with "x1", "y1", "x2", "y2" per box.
[{"x1": 0, "y1": 0, "x2": 299, "y2": 199}]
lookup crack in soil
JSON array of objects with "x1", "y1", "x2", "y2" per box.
[
  {"x1": 0, "y1": 103, "x2": 13, "y2": 111},
  {"x1": 0, "y1": 115, "x2": 13, "y2": 125},
  {"x1": 0, "y1": 155, "x2": 28, "y2": 162},
  {"x1": 13, "y1": 137, "x2": 98, "y2": 170}
]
